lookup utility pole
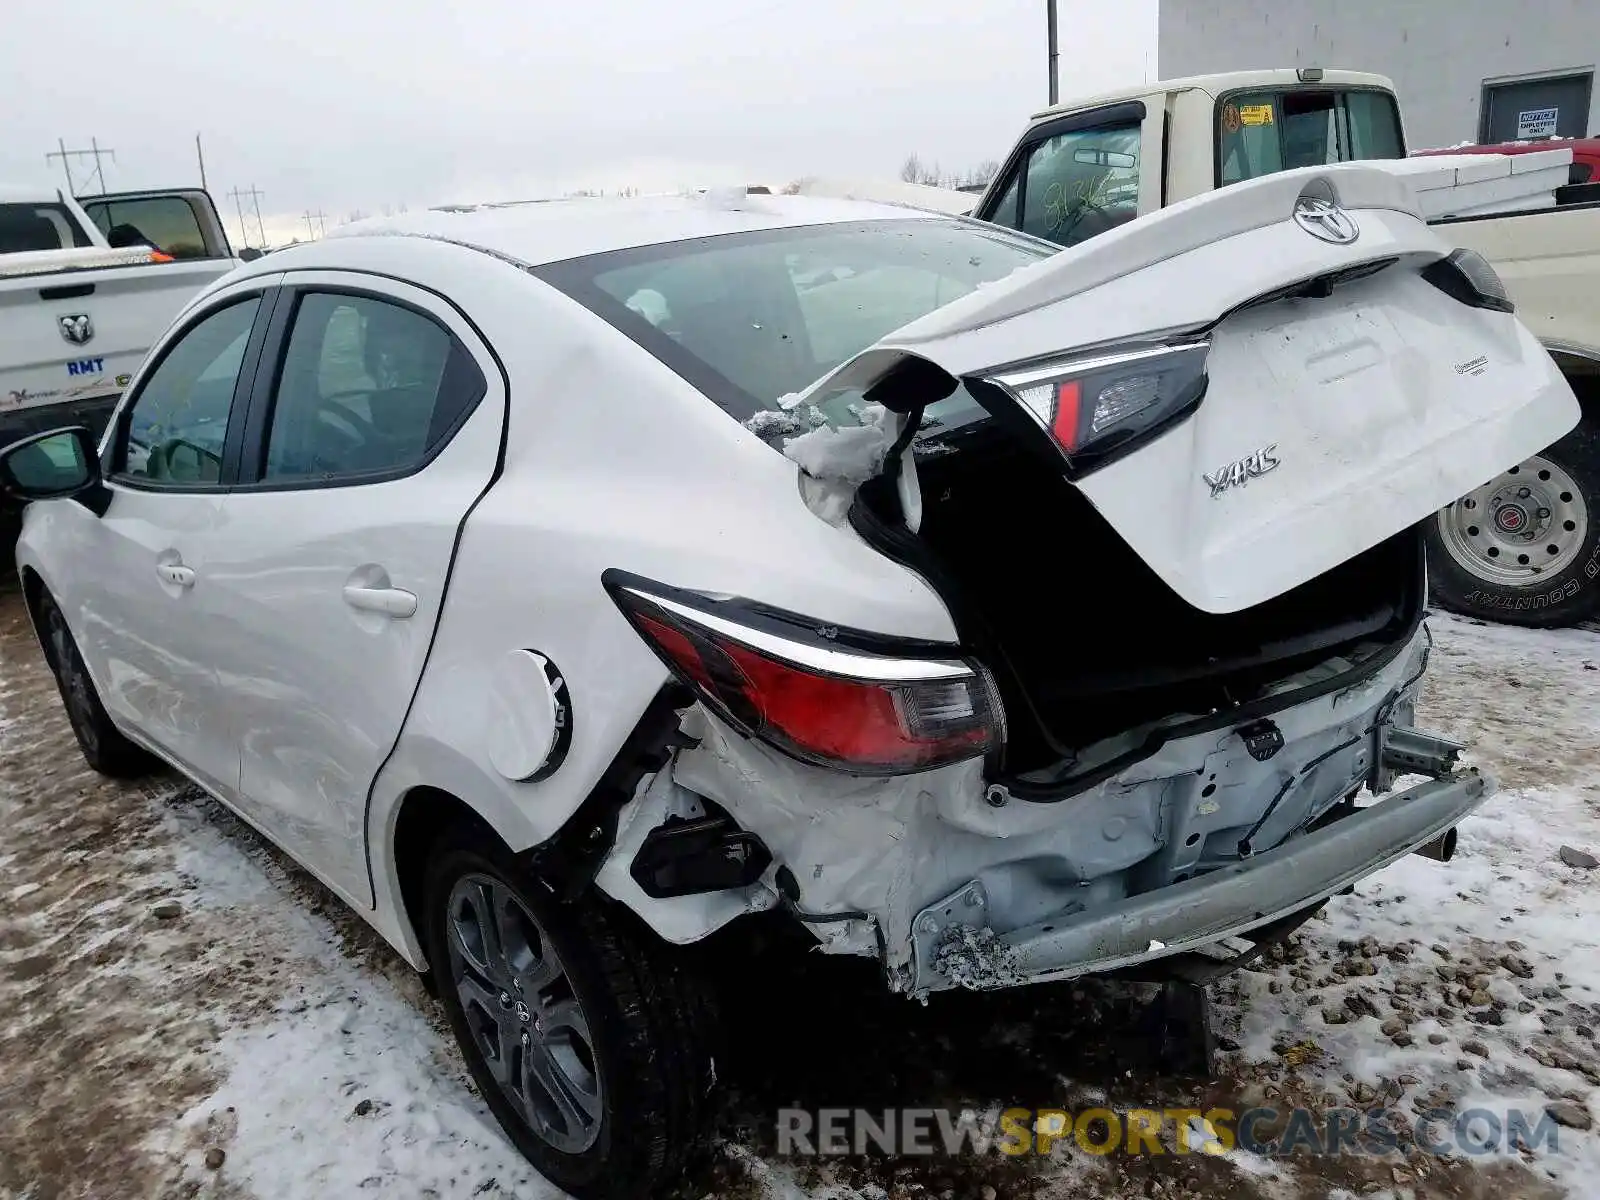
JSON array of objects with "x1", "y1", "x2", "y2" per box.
[
  {"x1": 1046, "y1": 0, "x2": 1059, "y2": 106},
  {"x1": 45, "y1": 137, "x2": 117, "y2": 196},
  {"x1": 196, "y1": 133, "x2": 208, "y2": 191},
  {"x1": 49, "y1": 138, "x2": 72, "y2": 193},
  {"x1": 227, "y1": 187, "x2": 248, "y2": 248},
  {"x1": 227, "y1": 184, "x2": 265, "y2": 249},
  {"x1": 254, "y1": 189, "x2": 268, "y2": 248},
  {"x1": 302, "y1": 208, "x2": 328, "y2": 239}
]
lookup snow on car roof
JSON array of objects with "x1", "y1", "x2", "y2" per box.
[{"x1": 322, "y1": 192, "x2": 943, "y2": 267}]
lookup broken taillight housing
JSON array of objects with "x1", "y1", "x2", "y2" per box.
[
  {"x1": 984, "y1": 341, "x2": 1210, "y2": 475},
  {"x1": 609, "y1": 580, "x2": 1003, "y2": 775}
]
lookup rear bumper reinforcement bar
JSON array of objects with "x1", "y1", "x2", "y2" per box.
[{"x1": 910, "y1": 729, "x2": 1490, "y2": 995}]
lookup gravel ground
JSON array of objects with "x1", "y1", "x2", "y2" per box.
[{"x1": 1, "y1": 570, "x2": 1597, "y2": 1200}]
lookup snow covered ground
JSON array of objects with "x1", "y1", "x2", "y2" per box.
[{"x1": 1, "y1": 581, "x2": 1596, "y2": 1200}]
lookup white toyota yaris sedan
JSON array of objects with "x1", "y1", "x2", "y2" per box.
[{"x1": 0, "y1": 168, "x2": 1579, "y2": 1196}]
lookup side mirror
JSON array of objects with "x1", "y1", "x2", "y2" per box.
[
  {"x1": 237, "y1": 247, "x2": 264, "y2": 263},
  {"x1": 0, "y1": 426, "x2": 102, "y2": 502}
]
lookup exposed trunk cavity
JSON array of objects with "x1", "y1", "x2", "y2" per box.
[{"x1": 851, "y1": 421, "x2": 1426, "y2": 789}]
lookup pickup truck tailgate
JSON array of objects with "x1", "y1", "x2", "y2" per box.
[{"x1": 0, "y1": 257, "x2": 233, "y2": 419}]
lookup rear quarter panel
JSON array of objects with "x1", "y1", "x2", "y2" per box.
[{"x1": 361, "y1": 243, "x2": 958, "y2": 953}]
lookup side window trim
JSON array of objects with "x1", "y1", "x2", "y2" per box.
[
  {"x1": 231, "y1": 284, "x2": 302, "y2": 484},
  {"x1": 105, "y1": 286, "x2": 281, "y2": 493},
  {"x1": 231, "y1": 280, "x2": 489, "y2": 493},
  {"x1": 976, "y1": 100, "x2": 1148, "y2": 232}
]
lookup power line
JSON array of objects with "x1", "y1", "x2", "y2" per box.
[
  {"x1": 45, "y1": 137, "x2": 116, "y2": 196},
  {"x1": 228, "y1": 184, "x2": 266, "y2": 249},
  {"x1": 303, "y1": 208, "x2": 328, "y2": 239}
]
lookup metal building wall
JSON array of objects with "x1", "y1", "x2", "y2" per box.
[{"x1": 1158, "y1": 0, "x2": 1598, "y2": 148}]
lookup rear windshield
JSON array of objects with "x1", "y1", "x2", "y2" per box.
[
  {"x1": 533, "y1": 218, "x2": 1053, "y2": 425},
  {"x1": 0, "y1": 202, "x2": 94, "y2": 253},
  {"x1": 1218, "y1": 88, "x2": 1404, "y2": 187},
  {"x1": 82, "y1": 195, "x2": 214, "y2": 259}
]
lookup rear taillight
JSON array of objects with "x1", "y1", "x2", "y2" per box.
[
  {"x1": 610, "y1": 582, "x2": 1002, "y2": 775},
  {"x1": 984, "y1": 341, "x2": 1209, "y2": 474},
  {"x1": 1421, "y1": 248, "x2": 1514, "y2": 314}
]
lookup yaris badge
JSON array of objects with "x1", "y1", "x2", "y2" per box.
[
  {"x1": 58, "y1": 313, "x2": 94, "y2": 346},
  {"x1": 1292, "y1": 196, "x2": 1359, "y2": 245},
  {"x1": 1204, "y1": 444, "x2": 1280, "y2": 498}
]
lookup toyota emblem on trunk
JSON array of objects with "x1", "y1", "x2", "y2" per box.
[
  {"x1": 58, "y1": 313, "x2": 94, "y2": 346},
  {"x1": 1292, "y1": 197, "x2": 1359, "y2": 245}
]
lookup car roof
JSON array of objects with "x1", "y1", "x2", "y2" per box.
[{"x1": 321, "y1": 193, "x2": 944, "y2": 267}]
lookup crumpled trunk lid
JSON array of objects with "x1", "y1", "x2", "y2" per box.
[{"x1": 799, "y1": 163, "x2": 1581, "y2": 614}]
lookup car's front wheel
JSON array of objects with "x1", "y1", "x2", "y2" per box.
[
  {"x1": 422, "y1": 832, "x2": 716, "y2": 1199},
  {"x1": 1425, "y1": 412, "x2": 1600, "y2": 628},
  {"x1": 36, "y1": 592, "x2": 156, "y2": 778}
]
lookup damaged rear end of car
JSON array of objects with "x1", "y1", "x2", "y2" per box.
[{"x1": 556, "y1": 167, "x2": 1579, "y2": 998}]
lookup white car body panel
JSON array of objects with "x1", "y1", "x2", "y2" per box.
[
  {"x1": 20, "y1": 275, "x2": 284, "y2": 800},
  {"x1": 200, "y1": 271, "x2": 508, "y2": 906},
  {"x1": 803, "y1": 165, "x2": 1580, "y2": 612}
]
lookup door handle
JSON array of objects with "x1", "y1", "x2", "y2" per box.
[
  {"x1": 157, "y1": 563, "x2": 195, "y2": 588},
  {"x1": 342, "y1": 584, "x2": 418, "y2": 618}
]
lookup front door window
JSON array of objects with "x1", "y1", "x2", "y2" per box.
[{"x1": 113, "y1": 298, "x2": 259, "y2": 485}]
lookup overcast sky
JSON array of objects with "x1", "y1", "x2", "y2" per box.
[{"x1": 4, "y1": 0, "x2": 1156, "y2": 245}]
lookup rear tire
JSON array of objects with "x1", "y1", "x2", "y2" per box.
[
  {"x1": 422, "y1": 830, "x2": 716, "y2": 1199},
  {"x1": 36, "y1": 592, "x2": 156, "y2": 778},
  {"x1": 1425, "y1": 412, "x2": 1600, "y2": 628}
]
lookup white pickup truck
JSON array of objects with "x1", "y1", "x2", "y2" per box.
[
  {"x1": 0, "y1": 184, "x2": 246, "y2": 452},
  {"x1": 966, "y1": 68, "x2": 1600, "y2": 628}
]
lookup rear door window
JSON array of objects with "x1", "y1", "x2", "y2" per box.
[
  {"x1": 255, "y1": 291, "x2": 485, "y2": 485},
  {"x1": 1219, "y1": 89, "x2": 1404, "y2": 186}
]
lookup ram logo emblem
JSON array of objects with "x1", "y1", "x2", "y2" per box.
[{"x1": 58, "y1": 313, "x2": 94, "y2": 346}]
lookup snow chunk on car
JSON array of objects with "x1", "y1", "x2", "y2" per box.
[{"x1": 779, "y1": 403, "x2": 899, "y2": 483}]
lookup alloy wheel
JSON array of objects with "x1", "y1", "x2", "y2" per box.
[{"x1": 444, "y1": 872, "x2": 603, "y2": 1153}]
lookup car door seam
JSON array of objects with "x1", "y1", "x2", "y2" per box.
[{"x1": 348, "y1": 284, "x2": 514, "y2": 911}]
